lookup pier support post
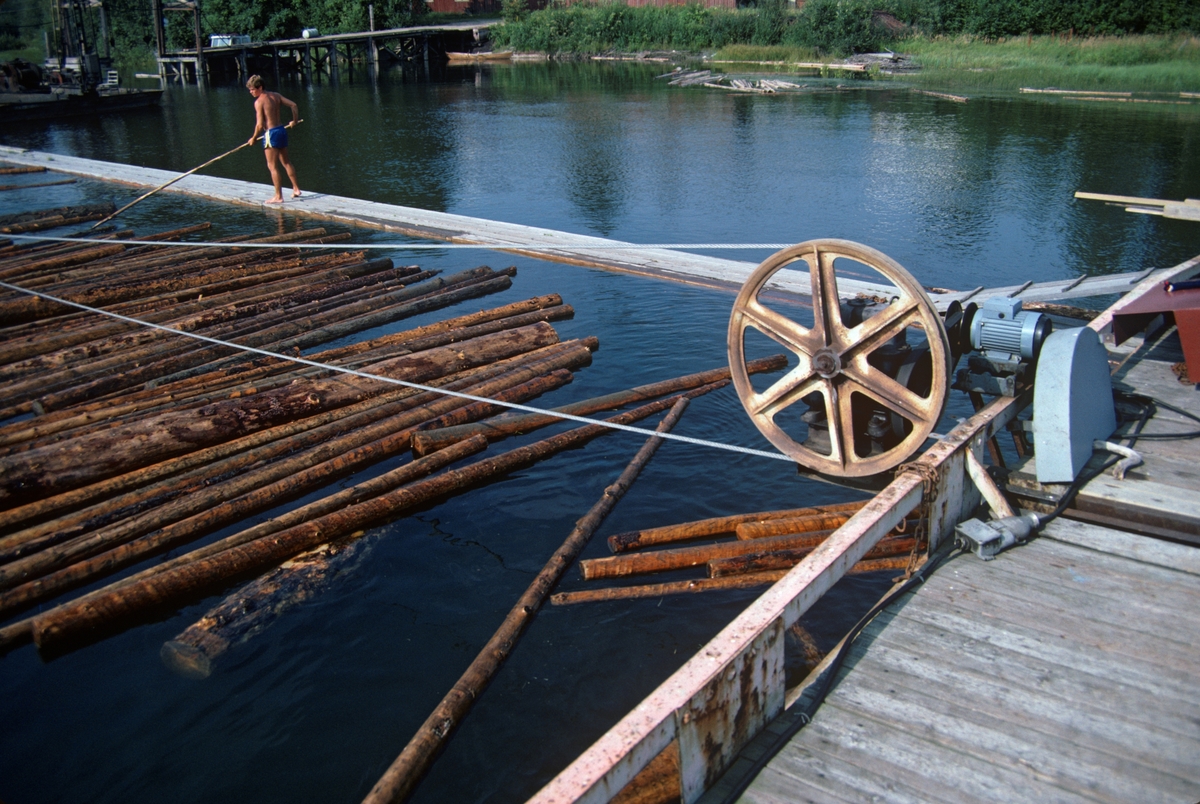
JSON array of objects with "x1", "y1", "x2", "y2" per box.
[
  {"x1": 303, "y1": 43, "x2": 312, "y2": 84},
  {"x1": 329, "y1": 43, "x2": 340, "y2": 86}
]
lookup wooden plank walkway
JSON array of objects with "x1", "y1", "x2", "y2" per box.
[
  {"x1": 729, "y1": 518, "x2": 1200, "y2": 804},
  {"x1": 0, "y1": 146, "x2": 1174, "y2": 310}
]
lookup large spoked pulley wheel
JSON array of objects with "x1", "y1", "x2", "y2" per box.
[{"x1": 727, "y1": 239, "x2": 952, "y2": 478}]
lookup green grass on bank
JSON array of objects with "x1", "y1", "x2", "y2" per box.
[{"x1": 902, "y1": 34, "x2": 1200, "y2": 92}]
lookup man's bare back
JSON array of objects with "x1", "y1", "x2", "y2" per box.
[{"x1": 245, "y1": 74, "x2": 301, "y2": 203}]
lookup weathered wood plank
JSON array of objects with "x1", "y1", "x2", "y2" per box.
[
  {"x1": 1040, "y1": 518, "x2": 1200, "y2": 575},
  {"x1": 849, "y1": 615, "x2": 1200, "y2": 773},
  {"x1": 744, "y1": 743, "x2": 939, "y2": 804},
  {"x1": 914, "y1": 559, "x2": 1200, "y2": 669},
  {"x1": 823, "y1": 670, "x2": 1197, "y2": 803}
]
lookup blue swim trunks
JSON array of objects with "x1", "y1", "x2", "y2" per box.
[{"x1": 264, "y1": 126, "x2": 288, "y2": 149}]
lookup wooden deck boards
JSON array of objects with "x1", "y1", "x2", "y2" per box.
[{"x1": 733, "y1": 522, "x2": 1200, "y2": 804}]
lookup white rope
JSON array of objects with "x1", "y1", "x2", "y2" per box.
[
  {"x1": 0, "y1": 279, "x2": 794, "y2": 463},
  {"x1": 5, "y1": 233, "x2": 794, "y2": 251}
]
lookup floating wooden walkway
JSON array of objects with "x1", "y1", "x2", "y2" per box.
[{"x1": 0, "y1": 146, "x2": 1173, "y2": 310}]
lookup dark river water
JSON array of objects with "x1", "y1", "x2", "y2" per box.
[{"x1": 1, "y1": 60, "x2": 1199, "y2": 804}]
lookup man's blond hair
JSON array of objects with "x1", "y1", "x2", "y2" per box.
[{"x1": 246, "y1": 75, "x2": 264, "y2": 90}]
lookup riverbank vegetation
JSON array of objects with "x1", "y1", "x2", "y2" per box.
[{"x1": 490, "y1": 0, "x2": 1200, "y2": 92}]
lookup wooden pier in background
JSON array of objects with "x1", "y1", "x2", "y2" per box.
[
  {"x1": 0, "y1": 146, "x2": 1173, "y2": 312},
  {"x1": 157, "y1": 21, "x2": 492, "y2": 84}
]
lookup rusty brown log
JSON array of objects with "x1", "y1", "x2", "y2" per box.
[
  {"x1": 0, "y1": 165, "x2": 47, "y2": 175},
  {"x1": 0, "y1": 322, "x2": 561, "y2": 502},
  {"x1": 0, "y1": 296, "x2": 567, "y2": 451},
  {"x1": 0, "y1": 436, "x2": 489, "y2": 657},
  {"x1": 707, "y1": 536, "x2": 917, "y2": 577},
  {"x1": 29, "y1": 393, "x2": 692, "y2": 654},
  {"x1": 161, "y1": 538, "x2": 369, "y2": 678},
  {"x1": 0, "y1": 356, "x2": 593, "y2": 613},
  {"x1": 735, "y1": 510, "x2": 868, "y2": 540},
  {"x1": 606, "y1": 500, "x2": 867, "y2": 553},
  {"x1": 411, "y1": 353, "x2": 788, "y2": 457},
  {"x1": 364, "y1": 397, "x2": 691, "y2": 804},
  {"x1": 0, "y1": 339, "x2": 595, "y2": 538},
  {"x1": 551, "y1": 558, "x2": 913, "y2": 606},
  {"x1": 0, "y1": 299, "x2": 570, "y2": 453},
  {"x1": 0, "y1": 253, "x2": 390, "y2": 366},
  {"x1": 0, "y1": 180, "x2": 76, "y2": 191},
  {"x1": 3, "y1": 265, "x2": 438, "y2": 410}
]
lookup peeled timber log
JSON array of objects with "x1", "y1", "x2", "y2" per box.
[
  {"x1": 735, "y1": 509, "x2": 873, "y2": 539},
  {"x1": 0, "y1": 322, "x2": 560, "y2": 502},
  {"x1": 550, "y1": 558, "x2": 913, "y2": 606},
  {"x1": 706, "y1": 535, "x2": 916, "y2": 577},
  {"x1": 606, "y1": 500, "x2": 867, "y2": 553},
  {"x1": 363, "y1": 397, "x2": 691, "y2": 804},
  {"x1": 410, "y1": 353, "x2": 788, "y2": 456},
  {"x1": 581, "y1": 519, "x2": 909, "y2": 580},
  {"x1": 30, "y1": 392, "x2": 713, "y2": 654}
]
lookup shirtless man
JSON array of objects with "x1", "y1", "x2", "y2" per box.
[{"x1": 246, "y1": 75, "x2": 301, "y2": 203}]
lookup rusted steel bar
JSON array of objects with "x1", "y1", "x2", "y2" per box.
[
  {"x1": 0, "y1": 436, "x2": 489, "y2": 657},
  {"x1": 551, "y1": 558, "x2": 912, "y2": 606},
  {"x1": 411, "y1": 354, "x2": 788, "y2": 457},
  {"x1": 0, "y1": 323, "x2": 561, "y2": 502},
  {"x1": 707, "y1": 536, "x2": 917, "y2": 577},
  {"x1": 363, "y1": 398, "x2": 691, "y2": 804},
  {"x1": 606, "y1": 500, "x2": 867, "y2": 553},
  {"x1": 735, "y1": 509, "x2": 867, "y2": 540},
  {"x1": 29, "y1": 394, "x2": 693, "y2": 654}
]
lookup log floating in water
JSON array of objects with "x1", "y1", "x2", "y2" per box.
[
  {"x1": 363, "y1": 398, "x2": 691, "y2": 804},
  {"x1": 606, "y1": 500, "x2": 867, "y2": 553},
  {"x1": 707, "y1": 535, "x2": 916, "y2": 577},
  {"x1": 551, "y1": 558, "x2": 912, "y2": 606},
  {"x1": 29, "y1": 391, "x2": 717, "y2": 654},
  {"x1": 411, "y1": 353, "x2": 787, "y2": 456}
]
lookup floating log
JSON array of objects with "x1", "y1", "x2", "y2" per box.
[
  {"x1": 606, "y1": 500, "x2": 867, "y2": 553},
  {"x1": 0, "y1": 165, "x2": 48, "y2": 175},
  {"x1": 30, "y1": 392, "x2": 709, "y2": 654},
  {"x1": 707, "y1": 535, "x2": 916, "y2": 577},
  {"x1": 0, "y1": 436, "x2": 490, "y2": 656},
  {"x1": 736, "y1": 512, "x2": 915, "y2": 540},
  {"x1": 161, "y1": 538, "x2": 369, "y2": 679},
  {"x1": 363, "y1": 398, "x2": 691, "y2": 804},
  {"x1": 550, "y1": 558, "x2": 912, "y2": 606},
  {"x1": 411, "y1": 353, "x2": 787, "y2": 456},
  {"x1": 0, "y1": 322, "x2": 561, "y2": 501},
  {"x1": 0, "y1": 178, "x2": 76, "y2": 191},
  {"x1": 0, "y1": 357, "x2": 589, "y2": 613}
]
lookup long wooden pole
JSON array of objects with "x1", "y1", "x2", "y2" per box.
[
  {"x1": 363, "y1": 397, "x2": 692, "y2": 804},
  {"x1": 89, "y1": 121, "x2": 302, "y2": 229}
]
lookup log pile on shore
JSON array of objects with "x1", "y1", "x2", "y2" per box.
[{"x1": 0, "y1": 207, "x2": 791, "y2": 662}]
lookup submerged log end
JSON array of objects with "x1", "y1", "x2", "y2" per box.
[{"x1": 160, "y1": 640, "x2": 213, "y2": 680}]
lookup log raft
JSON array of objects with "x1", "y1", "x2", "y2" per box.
[{"x1": 0, "y1": 207, "x2": 794, "y2": 660}]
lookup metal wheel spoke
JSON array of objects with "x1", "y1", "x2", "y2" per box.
[
  {"x1": 840, "y1": 300, "x2": 921, "y2": 363},
  {"x1": 810, "y1": 247, "x2": 843, "y2": 347},
  {"x1": 843, "y1": 365, "x2": 937, "y2": 425},
  {"x1": 740, "y1": 299, "x2": 818, "y2": 356},
  {"x1": 752, "y1": 369, "x2": 822, "y2": 418}
]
